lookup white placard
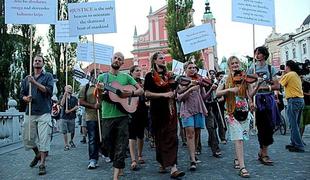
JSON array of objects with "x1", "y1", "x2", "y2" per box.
[
  {"x1": 198, "y1": 69, "x2": 208, "y2": 77},
  {"x1": 232, "y1": 0, "x2": 275, "y2": 27},
  {"x1": 172, "y1": 60, "x2": 184, "y2": 75},
  {"x1": 177, "y1": 24, "x2": 216, "y2": 55},
  {"x1": 77, "y1": 42, "x2": 114, "y2": 65},
  {"x1": 68, "y1": 1, "x2": 116, "y2": 36},
  {"x1": 55, "y1": 21, "x2": 79, "y2": 43},
  {"x1": 5, "y1": 0, "x2": 56, "y2": 24}
]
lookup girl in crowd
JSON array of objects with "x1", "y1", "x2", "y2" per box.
[
  {"x1": 216, "y1": 56, "x2": 251, "y2": 178},
  {"x1": 128, "y1": 65, "x2": 149, "y2": 170},
  {"x1": 177, "y1": 61, "x2": 208, "y2": 171},
  {"x1": 144, "y1": 52, "x2": 185, "y2": 179}
]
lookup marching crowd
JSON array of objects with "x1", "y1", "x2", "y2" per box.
[{"x1": 20, "y1": 46, "x2": 309, "y2": 179}]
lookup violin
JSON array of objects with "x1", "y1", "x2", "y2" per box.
[
  {"x1": 176, "y1": 74, "x2": 213, "y2": 94},
  {"x1": 177, "y1": 75, "x2": 212, "y2": 87},
  {"x1": 233, "y1": 70, "x2": 258, "y2": 84}
]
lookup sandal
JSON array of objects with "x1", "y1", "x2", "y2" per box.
[
  {"x1": 130, "y1": 160, "x2": 138, "y2": 171},
  {"x1": 170, "y1": 170, "x2": 185, "y2": 179},
  {"x1": 239, "y1": 167, "x2": 250, "y2": 178},
  {"x1": 234, "y1": 159, "x2": 240, "y2": 169},
  {"x1": 64, "y1": 145, "x2": 70, "y2": 151},
  {"x1": 138, "y1": 156, "x2": 145, "y2": 164},
  {"x1": 158, "y1": 166, "x2": 168, "y2": 173},
  {"x1": 258, "y1": 153, "x2": 273, "y2": 166}
]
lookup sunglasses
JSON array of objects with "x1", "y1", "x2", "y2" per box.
[{"x1": 114, "y1": 56, "x2": 123, "y2": 61}]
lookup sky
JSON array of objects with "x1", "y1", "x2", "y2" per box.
[{"x1": 37, "y1": 0, "x2": 310, "y2": 63}]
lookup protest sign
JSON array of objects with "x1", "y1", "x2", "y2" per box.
[
  {"x1": 5, "y1": 0, "x2": 56, "y2": 24},
  {"x1": 177, "y1": 23, "x2": 216, "y2": 55},
  {"x1": 68, "y1": 1, "x2": 116, "y2": 36},
  {"x1": 232, "y1": 0, "x2": 275, "y2": 27}
]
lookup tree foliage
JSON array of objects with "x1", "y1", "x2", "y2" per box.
[
  {"x1": 166, "y1": 0, "x2": 201, "y2": 64},
  {"x1": 0, "y1": 0, "x2": 42, "y2": 111}
]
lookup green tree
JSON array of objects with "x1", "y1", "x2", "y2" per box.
[
  {"x1": 0, "y1": 0, "x2": 42, "y2": 111},
  {"x1": 166, "y1": 0, "x2": 195, "y2": 63},
  {"x1": 45, "y1": 0, "x2": 83, "y2": 96}
]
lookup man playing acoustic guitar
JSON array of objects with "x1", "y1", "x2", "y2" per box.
[{"x1": 97, "y1": 52, "x2": 143, "y2": 180}]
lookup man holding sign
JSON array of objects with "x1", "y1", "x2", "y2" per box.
[{"x1": 21, "y1": 55, "x2": 54, "y2": 175}]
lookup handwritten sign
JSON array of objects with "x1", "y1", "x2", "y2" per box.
[
  {"x1": 68, "y1": 1, "x2": 116, "y2": 36},
  {"x1": 177, "y1": 23, "x2": 216, "y2": 55},
  {"x1": 77, "y1": 42, "x2": 114, "y2": 65},
  {"x1": 5, "y1": 0, "x2": 56, "y2": 24},
  {"x1": 232, "y1": 0, "x2": 275, "y2": 27},
  {"x1": 172, "y1": 60, "x2": 184, "y2": 75},
  {"x1": 55, "y1": 21, "x2": 79, "y2": 43}
]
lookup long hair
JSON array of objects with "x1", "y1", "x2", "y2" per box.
[
  {"x1": 225, "y1": 56, "x2": 247, "y2": 114},
  {"x1": 150, "y1": 51, "x2": 167, "y2": 74}
]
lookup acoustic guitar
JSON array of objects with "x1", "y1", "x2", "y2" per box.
[{"x1": 73, "y1": 69, "x2": 139, "y2": 113}]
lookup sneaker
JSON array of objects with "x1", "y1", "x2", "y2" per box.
[
  {"x1": 29, "y1": 155, "x2": 40, "y2": 168},
  {"x1": 101, "y1": 154, "x2": 111, "y2": 163},
  {"x1": 38, "y1": 165, "x2": 46, "y2": 175},
  {"x1": 80, "y1": 137, "x2": 86, "y2": 144},
  {"x1": 105, "y1": 157, "x2": 111, "y2": 163},
  {"x1": 69, "y1": 141, "x2": 76, "y2": 148},
  {"x1": 88, "y1": 161, "x2": 96, "y2": 169},
  {"x1": 189, "y1": 161, "x2": 197, "y2": 171},
  {"x1": 195, "y1": 156, "x2": 202, "y2": 163}
]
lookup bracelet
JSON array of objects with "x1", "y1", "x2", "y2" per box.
[{"x1": 268, "y1": 85, "x2": 272, "y2": 91}]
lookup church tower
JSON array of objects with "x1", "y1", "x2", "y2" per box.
[{"x1": 201, "y1": 0, "x2": 219, "y2": 71}]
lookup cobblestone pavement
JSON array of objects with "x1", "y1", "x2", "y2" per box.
[{"x1": 0, "y1": 126, "x2": 309, "y2": 180}]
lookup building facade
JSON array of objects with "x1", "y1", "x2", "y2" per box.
[
  {"x1": 131, "y1": 6, "x2": 172, "y2": 77},
  {"x1": 278, "y1": 15, "x2": 310, "y2": 64},
  {"x1": 264, "y1": 28, "x2": 285, "y2": 69}
]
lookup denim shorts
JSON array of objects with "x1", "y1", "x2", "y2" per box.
[{"x1": 182, "y1": 113, "x2": 205, "y2": 128}]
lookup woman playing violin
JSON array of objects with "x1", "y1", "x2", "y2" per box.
[
  {"x1": 216, "y1": 56, "x2": 251, "y2": 178},
  {"x1": 176, "y1": 61, "x2": 208, "y2": 171},
  {"x1": 144, "y1": 52, "x2": 185, "y2": 179}
]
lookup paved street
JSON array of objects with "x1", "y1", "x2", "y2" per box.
[{"x1": 0, "y1": 126, "x2": 309, "y2": 180}]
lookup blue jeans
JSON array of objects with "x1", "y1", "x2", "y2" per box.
[
  {"x1": 286, "y1": 98, "x2": 304, "y2": 150},
  {"x1": 86, "y1": 121, "x2": 99, "y2": 162}
]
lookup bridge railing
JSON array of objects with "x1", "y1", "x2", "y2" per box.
[{"x1": 0, "y1": 99, "x2": 24, "y2": 148}]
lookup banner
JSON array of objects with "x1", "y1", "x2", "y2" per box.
[
  {"x1": 77, "y1": 42, "x2": 114, "y2": 65},
  {"x1": 177, "y1": 23, "x2": 216, "y2": 55},
  {"x1": 55, "y1": 21, "x2": 79, "y2": 43},
  {"x1": 68, "y1": 1, "x2": 116, "y2": 36},
  {"x1": 5, "y1": 0, "x2": 56, "y2": 24},
  {"x1": 232, "y1": 0, "x2": 275, "y2": 27}
]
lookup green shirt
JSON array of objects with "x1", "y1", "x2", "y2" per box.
[{"x1": 97, "y1": 72, "x2": 137, "y2": 119}]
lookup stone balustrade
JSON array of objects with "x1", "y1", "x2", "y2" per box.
[{"x1": 0, "y1": 98, "x2": 24, "y2": 147}]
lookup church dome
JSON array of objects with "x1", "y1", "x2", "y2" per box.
[{"x1": 302, "y1": 14, "x2": 310, "y2": 26}]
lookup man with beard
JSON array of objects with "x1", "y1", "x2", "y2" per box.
[
  {"x1": 97, "y1": 52, "x2": 143, "y2": 180},
  {"x1": 21, "y1": 55, "x2": 54, "y2": 175}
]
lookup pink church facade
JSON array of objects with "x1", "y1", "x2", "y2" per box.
[{"x1": 131, "y1": 5, "x2": 172, "y2": 77}]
